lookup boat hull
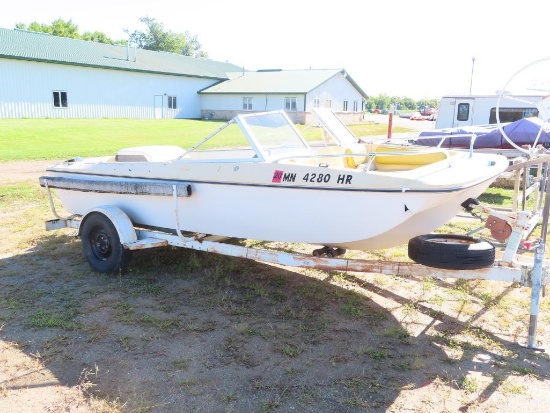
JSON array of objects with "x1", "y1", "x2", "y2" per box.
[{"x1": 43, "y1": 166, "x2": 500, "y2": 251}]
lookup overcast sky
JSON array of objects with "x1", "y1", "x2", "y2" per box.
[{"x1": 2, "y1": 0, "x2": 549, "y2": 100}]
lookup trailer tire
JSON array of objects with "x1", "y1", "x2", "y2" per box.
[
  {"x1": 81, "y1": 212, "x2": 132, "y2": 274},
  {"x1": 408, "y1": 234, "x2": 495, "y2": 270}
]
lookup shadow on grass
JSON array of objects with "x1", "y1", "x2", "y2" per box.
[{"x1": 0, "y1": 238, "x2": 548, "y2": 412}]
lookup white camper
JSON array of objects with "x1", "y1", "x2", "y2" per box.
[{"x1": 434, "y1": 95, "x2": 543, "y2": 129}]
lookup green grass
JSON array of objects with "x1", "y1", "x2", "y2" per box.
[
  {"x1": 0, "y1": 119, "x2": 224, "y2": 161},
  {"x1": 0, "y1": 182, "x2": 44, "y2": 208},
  {"x1": 479, "y1": 185, "x2": 539, "y2": 211},
  {"x1": 478, "y1": 187, "x2": 517, "y2": 209},
  {"x1": 0, "y1": 118, "x2": 415, "y2": 161},
  {"x1": 28, "y1": 309, "x2": 81, "y2": 330}
]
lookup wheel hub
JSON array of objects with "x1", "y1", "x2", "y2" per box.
[{"x1": 92, "y1": 231, "x2": 111, "y2": 259}]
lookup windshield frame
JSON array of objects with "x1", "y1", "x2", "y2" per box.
[{"x1": 235, "y1": 111, "x2": 313, "y2": 161}]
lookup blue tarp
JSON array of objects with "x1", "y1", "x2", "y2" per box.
[{"x1": 415, "y1": 117, "x2": 550, "y2": 150}]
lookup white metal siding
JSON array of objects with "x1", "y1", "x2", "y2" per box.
[
  {"x1": 200, "y1": 93, "x2": 306, "y2": 112},
  {"x1": 0, "y1": 59, "x2": 216, "y2": 119},
  {"x1": 200, "y1": 73, "x2": 363, "y2": 115},
  {"x1": 306, "y1": 73, "x2": 363, "y2": 112},
  {"x1": 434, "y1": 95, "x2": 544, "y2": 129}
]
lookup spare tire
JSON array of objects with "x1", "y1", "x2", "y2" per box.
[{"x1": 408, "y1": 234, "x2": 495, "y2": 270}]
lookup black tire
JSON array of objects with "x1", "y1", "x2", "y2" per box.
[
  {"x1": 81, "y1": 212, "x2": 132, "y2": 274},
  {"x1": 408, "y1": 234, "x2": 495, "y2": 270}
]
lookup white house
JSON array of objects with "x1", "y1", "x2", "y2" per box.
[
  {"x1": 199, "y1": 69, "x2": 367, "y2": 124},
  {"x1": 0, "y1": 28, "x2": 367, "y2": 122}
]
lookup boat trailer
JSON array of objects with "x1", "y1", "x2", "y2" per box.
[{"x1": 42, "y1": 157, "x2": 550, "y2": 351}]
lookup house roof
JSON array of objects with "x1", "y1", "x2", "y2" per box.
[
  {"x1": 0, "y1": 27, "x2": 243, "y2": 79},
  {"x1": 199, "y1": 69, "x2": 368, "y2": 99}
]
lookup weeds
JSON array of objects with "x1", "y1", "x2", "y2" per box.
[
  {"x1": 282, "y1": 343, "x2": 304, "y2": 358},
  {"x1": 460, "y1": 375, "x2": 479, "y2": 394},
  {"x1": 369, "y1": 348, "x2": 390, "y2": 360},
  {"x1": 340, "y1": 298, "x2": 366, "y2": 317},
  {"x1": 501, "y1": 380, "x2": 528, "y2": 395},
  {"x1": 27, "y1": 309, "x2": 81, "y2": 330},
  {"x1": 171, "y1": 357, "x2": 190, "y2": 370},
  {"x1": 382, "y1": 325, "x2": 411, "y2": 341}
]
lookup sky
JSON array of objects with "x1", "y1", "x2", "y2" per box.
[{"x1": 1, "y1": 0, "x2": 549, "y2": 100}]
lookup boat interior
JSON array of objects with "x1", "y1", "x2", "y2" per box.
[
  {"x1": 111, "y1": 141, "x2": 452, "y2": 173},
  {"x1": 96, "y1": 110, "x2": 455, "y2": 173}
]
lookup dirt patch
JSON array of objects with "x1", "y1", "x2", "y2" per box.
[
  {"x1": 0, "y1": 160, "x2": 61, "y2": 183},
  {"x1": 1, "y1": 161, "x2": 549, "y2": 413}
]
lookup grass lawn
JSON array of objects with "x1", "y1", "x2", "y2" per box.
[{"x1": 0, "y1": 118, "x2": 412, "y2": 162}]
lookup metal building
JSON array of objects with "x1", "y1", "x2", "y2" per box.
[
  {"x1": 0, "y1": 28, "x2": 242, "y2": 119},
  {"x1": 0, "y1": 28, "x2": 368, "y2": 121}
]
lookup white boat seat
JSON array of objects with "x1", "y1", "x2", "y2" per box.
[{"x1": 115, "y1": 145, "x2": 186, "y2": 162}]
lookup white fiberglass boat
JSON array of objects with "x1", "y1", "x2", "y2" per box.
[{"x1": 40, "y1": 110, "x2": 508, "y2": 252}]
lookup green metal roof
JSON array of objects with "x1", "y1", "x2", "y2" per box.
[
  {"x1": 199, "y1": 68, "x2": 368, "y2": 99},
  {"x1": 0, "y1": 28, "x2": 243, "y2": 79}
]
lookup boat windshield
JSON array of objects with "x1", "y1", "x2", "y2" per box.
[
  {"x1": 312, "y1": 108, "x2": 359, "y2": 146},
  {"x1": 237, "y1": 111, "x2": 312, "y2": 160}
]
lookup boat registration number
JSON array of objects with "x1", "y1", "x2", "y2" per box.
[{"x1": 272, "y1": 170, "x2": 352, "y2": 185}]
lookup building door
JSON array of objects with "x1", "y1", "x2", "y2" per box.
[
  {"x1": 154, "y1": 95, "x2": 164, "y2": 119},
  {"x1": 451, "y1": 98, "x2": 475, "y2": 128}
]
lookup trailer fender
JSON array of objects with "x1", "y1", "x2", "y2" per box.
[{"x1": 79, "y1": 206, "x2": 138, "y2": 245}]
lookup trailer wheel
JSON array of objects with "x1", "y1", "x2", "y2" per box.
[
  {"x1": 81, "y1": 212, "x2": 132, "y2": 274},
  {"x1": 408, "y1": 234, "x2": 495, "y2": 270}
]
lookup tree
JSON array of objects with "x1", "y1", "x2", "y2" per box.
[
  {"x1": 15, "y1": 19, "x2": 116, "y2": 44},
  {"x1": 15, "y1": 16, "x2": 207, "y2": 55},
  {"x1": 82, "y1": 31, "x2": 115, "y2": 45},
  {"x1": 373, "y1": 94, "x2": 392, "y2": 110},
  {"x1": 365, "y1": 95, "x2": 440, "y2": 112},
  {"x1": 399, "y1": 97, "x2": 417, "y2": 110},
  {"x1": 126, "y1": 17, "x2": 207, "y2": 58},
  {"x1": 417, "y1": 98, "x2": 439, "y2": 108},
  {"x1": 364, "y1": 99, "x2": 376, "y2": 111},
  {"x1": 17, "y1": 19, "x2": 79, "y2": 38}
]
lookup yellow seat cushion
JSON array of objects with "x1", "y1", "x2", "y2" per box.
[{"x1": 373, "y1": 143, "x2": 448, "y2": 170}]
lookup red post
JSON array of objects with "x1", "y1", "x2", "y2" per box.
[{"x1": 387, "y1": 113, "x2": 393, "y2": 140}]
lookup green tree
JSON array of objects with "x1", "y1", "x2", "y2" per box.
[
  {"x1": 399, "y1": 97, "x2": 417, "y2": 110},
  {"x1": 364, "y1": 95, "x2": 440, "y2": 111},
  {"x1": 126, "y1": 17, "x2": 207, "y2": 57},
  {"x1": 417, "y1": 98, "x2": 438, "y2": 108},
  {"x1": 82, "y1": 31, "x2": 115, "y2": 44},
  {"x1": 15, "y1": 19, "x2": 115, "y2": 44},
  {"x1": 364, "y1": 98, "x2": 376, "y2": 111},
  {"x1": 50, "y1": 18, "x2": 80, "y2": 38},
  {"x1": 373, "y1": 94, "x2": 391, "y2": 110},
  {"x1": 17, "y1": 19, "x2": 80, "y2": 38}
]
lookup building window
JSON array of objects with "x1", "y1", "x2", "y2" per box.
[
  {"x1": 285, "y1": 97, "x2": 297, "y2": 112},
  {"x1": 243, "y1": 97, "x2": 253, "y2": 111},
  {"x1": 313, "y1": 98, "x2": 320, "y2": 108},
  {"x1": 343, "y1": 100, "x2": 349, "y2": 112},
  {"x1": 353, "y1": 101, "x2": 359, "y2": 112},
  {"x1": 488, "y1": 107, "x2": 538, "y2": 124},
  {"x1": 325, "y1": 100, "x2": 332, "y2": 109},
  {"x1": 457, "y1": 103, "x2": 470, "y2": 121},
  {"x1": 168, "y1": 96, "x2": 177, "y2": 109},
  {"x1": 53, "y1": 91, "x2": 68, "y2": 108}
]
